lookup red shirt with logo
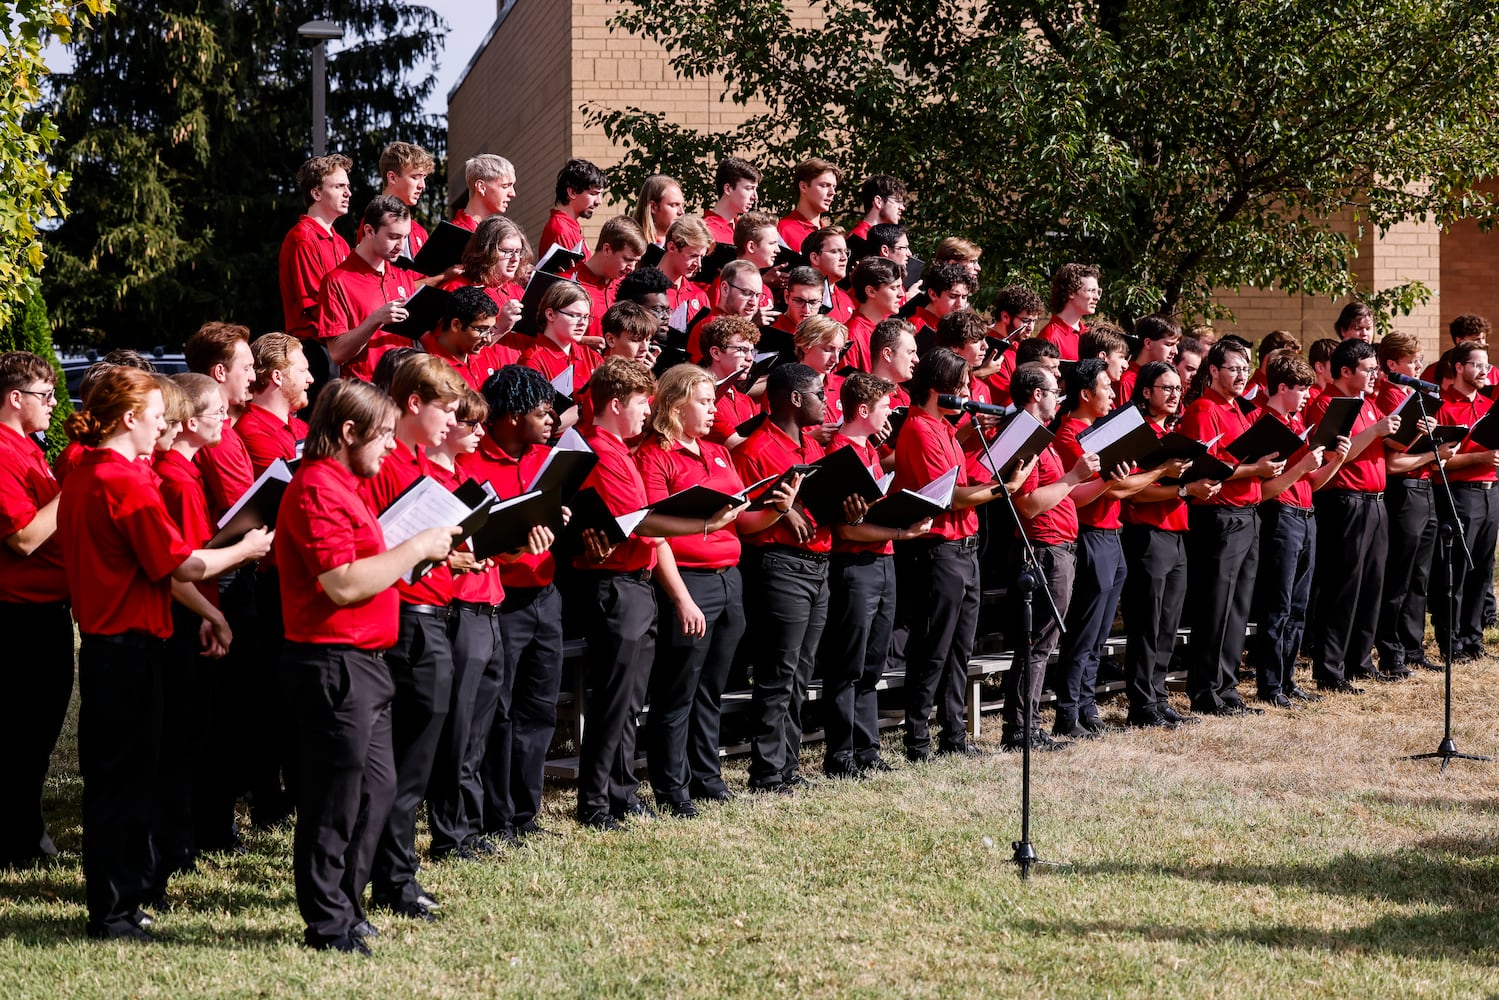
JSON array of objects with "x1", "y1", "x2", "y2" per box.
[
  {"x1": 575, "y1": 428, "x2": 657, "y2": 572},
  {"x1": 733, "y1": 418, "x2": 830, "y2": 552},
  {"x1": 1305, "y1": 392, "x2": 1386, "y2": 492},
  {"x1": 359, "y1": 439, "x2": 456, "y2": 606},
  {"x1": 0, "y1": 422, "x2": 67, "y2": 603},
  {"x1": 637, "y1": 436, "x2": 743, "y2": 569},
  {"x1": 279, "y1": 214, "x2": 350, "y2": 340},
  {"x1": 457, "y1": 436, "x2": 556, "y2": 589},
  {"x1": 1015, "y1": 444, "x2": 1079, "y2": 545},
  {"x1": 317, "y1": 253, "x2": 423, "y2": 383},
  {"x1": 1437, "y1": 387, "x2": 1498, "y2": 484},
  {"x1": 892, "y1": 406, "x2": 975, "y2": 540},
  {"x1": 1179, "y1": 387, "x2": 1260, "y2": 507},
  {"x1": 1053, "y1": 415, "x2": 1122, "y2": 529}
]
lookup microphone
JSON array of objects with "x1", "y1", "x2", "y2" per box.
[
  {"x1": 938, "y1": 394, "x2": 1012, "y2": 417},
  {"x1": 1386, "y1": 371, "x2": 1440, "y2": 394}
]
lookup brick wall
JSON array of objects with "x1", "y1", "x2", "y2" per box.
[{"x1": 1440, "y1": 180, "x2": 1499, "y2": 339}]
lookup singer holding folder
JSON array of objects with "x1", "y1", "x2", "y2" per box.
[
  {"x1": 275, "y1": 379, "x2": 457, "y2": 954},
  {"x1": 59, "y1": 367, "x2": 272, "y2": 942}
]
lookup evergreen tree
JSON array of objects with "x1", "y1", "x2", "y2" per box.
[{"x1": 0, "y1": 287, "x2": 74, "y2": 460}]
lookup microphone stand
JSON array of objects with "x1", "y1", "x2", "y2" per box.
[
  {"x1": 972, "y1": 410, "x2": 1069, "y2": 879},
  {"x1": 1402, "y1": 386, "x2": 1490, "y2": 771}
]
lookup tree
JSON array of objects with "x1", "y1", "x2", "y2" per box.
[
  {"x1": 0, "y1": 287, "x2": 73, "y2": 459},
  {"x1": 591, "y1": 0, "x2": 1499, "y2": 324},
  {"x1": 0, "y1": 0, "x2": 111, "y2": 331},
  {"x1": 42, "y1": 0, "x2": 447, "y2": 349}
]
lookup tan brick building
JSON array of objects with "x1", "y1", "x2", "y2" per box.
[{"x1": 447, "y1": 1, "x2": 1498, "y2": 356}]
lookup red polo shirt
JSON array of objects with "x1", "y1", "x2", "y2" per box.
[
  {"x1": 419, "y1": 330, "x2": 510, "y2": 394},
  {"x1": 637, "y1": 436, "x2": 743, "y2": 569},
  {"x1": 1015, "y1": 444, "x2": 1079, "y2": 545},
  {"x1": 777, "y1": 213, "x2": 820, "y2": 253},
  {"x1": 1179, "y1": 387, "x2": 1259, "y2": 507},
  {"x1": 539, "y1": 209, "x2": 588, "y2": 268},
  {"x1": 442, "y1": 276, "x2": 525, "y2": 321},
  {"x1": 823, "y1": 371, "x2": 847, "y2": 428},
  {"x1": 194, "y1": 421, "x2": 255, "y2": 524},
  {"x1": 404, "y1": 217, "x2": 429, "y2": 260},
  {"x1": 704, "y1": 211, "x2": 736, "y2": 245},
  {"x1": 520, "y1": 336, "x2": 601, "y2": 391},
  {"x1": 843, "y1": 312, "x2": 879, "y2": 372},
  {"x1": 828, "y1": 435, "x2": 891, "y2": 556},
  {"x1": 1305, "y1": 392, "x2": 1385, "y2": 492},
  {"x1": 1264, "y1": 408, "x2": 1315, "y2": 508},
  {"x1": 318, "y1": 253, "x2": 423, "y2": 383},
  {"x1": 359, "y1": 439, "x2": 456, "y2": 606},
  {"x1": 458, "y1": 436, "x2": 556, "y2": 589},
  {"x1": 1123, "y1": 421, "x2": 1189, "y2": 531},
  {"x1": 667, "y1": 278, "x2": 711, "y2": 323},
  {"x1": 709, "y1": 381, "x2": 760, "y2": 445},
  {"x1": 236, "y1": 403, "x2": 308, "y2": 477},
  {"x1": 277, "y1": 457, "x2": 397, "y2": 648},
  {"x1": 61, "y1": 448, "x2": 192, "y2": 638},
  {"x1": 825, "y1": 283, "x2": 857, "y2": 325},
  {"x1": 279, "y1": 214, "x2": 350, "y2": 340},
  {"x1": 1039, "y1": 317, "x2": 1085, "y2": 361},
  {"x1": 733, "y1": 418, "x2": 830, "y2": 552},
  {"x1": 892, "y1": 406, "x2": 976, "y2": 540},
  {"x1": 576, "y1": 428, "x2": 657, "y2": 572},
  {"x1": 428, "y1": 458, "x2": 505, "y2": 605},
  {"x1": 53, "y1": 440, "x2": 87, "y2": 487},
  {"x1": 575, "y1": 264, "x2": 616, "y2": 343},
  {"x1": 0, "y1": 423, "x2": 67, "y2": 603},
  {"x1": 1118, "y1": 362, "x2": 1141, "y2": 405},
  {"x1": 1053, "y1": 416, "x2": 1122, "y2": 529},
  {"x1": 154, "y1": 449, "x2": 218, "y2": 607},
  {"x1": 1375, "y1": 382, "x2": 1432, "y2": 484},
  {"x1": 1438, "y1": 387, "x2": 1498, "y2": 484},
  {"x1": 452, "y1": 209, "x2": 479, "y2": 233}
]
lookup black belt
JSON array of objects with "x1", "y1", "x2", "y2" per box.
[
  {"x1": 451, "y1": 599, "x2": 500, "y2": 618},
  {"x1": 584, "y1": 567, "x2": 655, "y2": 582},
  {"x1": 82, "y1": 631, "x2": 167, "y2": 650},
  {"x1": 1326, "y1": 489, "x2": 1384, "y2": 501},
  {"x1": 1452, "y1": 481, "x2": 1496, "y2": 490},
  {"x1": 1080, "y1": 525, "x2": 1121, "y2": 535},
  {"x1": 679, "y1": 566, "x2": 733, "y2": 575},
  {"x1": 1392, "y1": 478, "x2": 1431, "y2": 490},
  {"x1": 1033, "y1": 540, "x2": 1077, "y2": 552},
  {"x1": 402, "y1": 603, "x2": 453, "y2": 620},
  {"x1": 284, "y1": 640, "x2": 385, "y2": 659},
  {"x1": 1280, "y1": 505, "x2": 1316, "y2": 518},
  {"x1": 760, "y1": 544, "x2": 829, "y2": 564}
]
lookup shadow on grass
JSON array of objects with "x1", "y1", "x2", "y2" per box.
[{"x1": 1025, "y1": 834, "x2": 1499, "y2": 959}]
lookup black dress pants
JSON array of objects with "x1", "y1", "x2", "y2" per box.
[
  {"x1": 1434, "y1": 482, "x2": 1499, "y2": 656},
  {"x1": 1377, "y1": 479, "x2": 1436, "y2": 668},
  {"x1": 371, "y1": 607, "x2": 453, "y2": 906},
  {"x1": 898, "y1": 537, "x2": 981, "y2": 753},
  {"x1": 740, "y1": 547, "x2": 828, "y2": 788},
  {"x1": 820, "y1": 553, "x2": 895, "y2": 770},
  {"x1": 487, "y1": 584, "x2": 564, "y2": 834},
  {"x1": 426, "y1": 603, "x2": 500, "y2": 855},
  {"x1": 648, "y1": 567, "x2": 745, "y2": 803},
  {"x1": 577, "y1": 573, "x2": 658, "y2": 819},
  {"x1": 0, "y1": 600, "x2": 72, "y2": 867},
  {"x1": 79, "y1": 633, "x2": 164, "y2": 938},
  {"x1": 1185, "y1": 505, "x2": 1259, "y2": 710},
  {"x1": 1001, "y1": 541, "x2": 1075, "y2": 732},
  {"x1": 281, "y1": 642, "x2": 395, "y2": 945},
  {"x1": 1121, "y1": 526, "x2": 1187, "y2": 715},
  {"x1": 1311, "y1": 491, "x2": 1387, "y2": 682}
]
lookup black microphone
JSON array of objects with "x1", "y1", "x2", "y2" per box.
[
  {"x1": 1385, "y1": 371, "x2": 1440, "y2": 394},
  {"x1": 938, "y1": 394, "x2": 1011, "y2": 417}
]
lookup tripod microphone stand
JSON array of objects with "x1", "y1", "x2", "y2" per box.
[{"x1": 1403, "y1": 388, "x2": 1489, "y2": 770}]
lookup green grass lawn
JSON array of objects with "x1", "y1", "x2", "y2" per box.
[{"x1": 4, "y1": 656, "x2": 1499, "y2": 998}]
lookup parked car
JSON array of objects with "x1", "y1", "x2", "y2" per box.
[{"x1": 58, "y1": 347, "x2": 189, "y2": 406}]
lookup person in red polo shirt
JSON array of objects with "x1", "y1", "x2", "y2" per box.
[
  {"x1": 60, "y1": 367, "x2": 271, "y2": 942},
  {"x1": 0, "y1": 353, "x2": 71, "y2": 870},
  {"x1": 443, "y1": 215, "x2": 529, "y2": 350},
  {"x1": 359, "y1": 355, "x2": 467, "y2": 921},
  {"x1": 762, "y1": 266, "x2": 825, "y2": 363},
  {"x1": 778, "y1": 157, "x2": 840, "y2": 252},
  {"x1": 239, "y1": 333, "x2": 312, "y2": 476},
  {"x1": 1120, "y1": 362, "x2": 1209, "y2": 727},
  {"x1": 705, "y1": 156, "x2": 762, "y2": 246},
  {"x1": 452, "y1": 154, "x2": 515, "y2": 232},
  {"x1": 1250, "y1": 353, "x2": 1349, "y2": 709},
  {"x1": 688, "y1": 260, "x2": 765, "y2": 360},
  {"x1": 631, "y1": 175, "x2": 685, "y2": 247},
  {"x1": 1420, "y1": 314, "x2": 1499, "y2": 388},
  {"x1": 847, "y1": 175, "x2": 907, "y2": 252},
  {"x1": 906, "y1": 261, "x2": 974, "y2": 351},
  {"x1": 658, "y1": 216, "x2": 713, "y2": 322},
  {"x1": 1303, "y1": 339, "x2": 1401, "y2": 693},
  {"x1": 461, "y1": 366, "x2": 567, "y2": 842},
  {"x1": 702, "y1": 316, "x2": 763, "y2": 448},
  {"x1": 793, "y1": 316, "x2": 848, "y2": 441},
  {"x1": 574, "y1": 359, "x2": 743, "y2": 827},
  {"x1": 1118, "y1": 314, "x2": 1183, "y2": 404},
  {"x1": 893, "y1": 350, "x2": 1019, "y2": 759},
  {"x1": 1039, "y1": 262, "x2": 1101, "y2": 361},
  {"x1": 821, "y1": 373, "x2": 932, "y2": 777},
  {"x1": 275, "y1": 378, "x2": 457, "y2": 955},
  {"x1": 1432, "y1": 341, "x2": 1499, "y2": 661},
  {"x1": 869, "y1": 318, "x2": 918, "y2": 412},
  {"x1": 421, "y1": 287, "x2": 509, "y2": 393},
  {"x1": 732, "y1": 363, "x2": 829, "y2": 793},
  {"x1": 319, "y1": 196, "x2": 425, "y2": 384},
  {"x1": 1179, "y1": 341, "x2": 1287, "y2": 714},
  {"x1": 538, "y1": 158, "x2": 606, "y2": 265},
  {"x1": 520, "y1": 281, "x2": 602, "y2": 433},
  {"x1": 843, "y1": 257, "x2": 903, "y2": 372},
  {"x1": 574, "y1": 217, "x2": 647, "y2": 343},
  {"x1": 379, "y1": 141, "x2": 435, "y2": 262},
  {"x1": 720, "y1": 210, "x2": 782, "y2": 314},
  {"x1": 279, "y1": 154, "x2": 352, "y2": 341},
  {"x1": 997, "y1": 362, "x2": 1102, "y2": 751},
  {"x1": 638, "y1": 366, "x2": 784, "y2": 811},
  {"x1": 804, "y1": 227, "x2": 856, "y2": 325}
]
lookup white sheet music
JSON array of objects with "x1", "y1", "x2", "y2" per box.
[
  {"x1": 616, "y1": 508, "x2": 650, "y2": 536},
  {"x1": 550, "y1": 367, "x2": 575, "y2": 398},
  {"x1": 215, "y1": 458, "x2": 291, "y2": 530},
  {"x1": 1076, "y1": 404, "x2": 1146, "y2": 454},
  {"x1": 983, "y1": 408, "x2": 1048, "y2": 471},
  {"x1": 525, "y1": 427, "x2": 593, "y2": 492},
  {"x1": 915, "y1": 465, "x2": 959, "y2": 507},
  {"x1": 376, "y1": 477, "x2": 470, "y2": 584}
]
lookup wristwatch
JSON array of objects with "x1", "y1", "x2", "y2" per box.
[{"x1": 1177, "y1": 484, "x2": 1190, "y2": 499}]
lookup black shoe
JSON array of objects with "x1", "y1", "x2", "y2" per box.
[
  {"x1": 431, "y1": 843, "x2": 481, "y2": 864},
  {"x1": 937, "y1": 741, "x2": 987, "y2": 758},
  {"x1": 377, "y1": 898, "x2": 438, "y2": 922},
  {"x1": 1464, "y1": 643, "x2": 1490, "y2": 660},
  {"x1": 1126, "y1": 711, "x2": 1176, "y2": 729},
  {"x1": 1158, "y1": 705, "x2": 1200, "y2": 726},
  {"x1": 783, "y1": 773, "x2": 812, "y2": 791},
  {"x1": 515, "y1": 822, "x2": 560, "y2": 839},
  {"x1": 128, "y1": 908, "x2": 154, "y2": 930},
  {"x1": 1223, "y1": 699, "x2": 1265, "y2": 715},
  {"x1": 614, "y1": 800, "x2": 657, "y2": 820},
  {"x1": 1407, "y1": 655, "x2": 1443, "y2": 672},
  {"x1": 1053, "y1": 719, "x2": 1102, "y2": 739},
  {"x1": 351, "y1": 920, "x2": 379, "y2": 940},
  {"x1": 1286, "y1": 686, "x2": 1322, "y2": 702},
  {"x1": 1316, "y1": 679, "x2": 1364, "y2": 695},
  {"x1": 578, "y1": 811, "x2": 622, "y2": 831},
  {"x1": 903, "y1": 747, "x2": 932, "y2": 764},
  {"x1": 690, "y1": 787, "x2": 735, "y2": 804},
  {"x1": 748, "y1": 781, "x2": 795, "y2": 796},
  {"x1": 1001, "y1": 728, "x2": 1070, "y2": 752},
  {"x1": 89, "y1": 921, "x2": 153, "y2": 943},
  {"x1": 310, "y1": 931, "x2": 372, "y2": 955},
  {"x1": 823, "y1": 761, "x2": 868, "y2": 780},
  {"x1": 1079, "y1": 714, "x2": 1113, "y2": 735},
  {"x1": 857, "y1": 755, "x2": 896, "y2": 773},
  {"x1": 464, "y1": 835, "x2": 502, "y2": 857},
  {"x1": 1256, "y1": 693, "x2": 1293, "y2": 709},
  {"x1": 657, "y1": 798, "x2": 700, "y2": 819}
]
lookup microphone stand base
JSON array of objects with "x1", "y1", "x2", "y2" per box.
[{"x1": 1407, "y1": 737, "x2": 1492, "y2": 773}]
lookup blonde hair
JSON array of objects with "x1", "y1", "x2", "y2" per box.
[
  {"x1": 155, "y1": 373, "x2": 194, "y2": 424},
  {"x1": 633, "y1": 175, "x2": 682, "y2": 245},
  {"x1": 795, "y1": 315, "x2": 847, "y2": 350},
  {"x1": 648, "y1": 364, "x2": 715, "y2": 445}
]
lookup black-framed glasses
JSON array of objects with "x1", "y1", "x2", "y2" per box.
[
  {"x1": 17, "y1": 389, "x2": 56, "y2": 402},
  {"x1": 456, "y1": 418, "x2": 483, "y2": 431},
  {"x1": 722, "y1": 279, "x2": 757, "y2": 298}
]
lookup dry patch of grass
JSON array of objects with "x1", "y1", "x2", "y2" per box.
[{"x1": 3, "y1": 652, "x2": 1499, "y2": 998}]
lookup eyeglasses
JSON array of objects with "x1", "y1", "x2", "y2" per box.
[
  {"x1": 722, "y1": 279, "x2": 758, "y2": 298},
  {"x1": 466, "y1": 323, "x2": 497, "y2": 335},
  {"x1": 456, "y1": 419, "x2": 483, "y2": 431},
  {"x1": 1149, "y1": 384, "x2": 1184, "y2": 395},
  {"x1": 891, "y1": 244, "x2": 911, "y2": 252},
  {"x1": 199, "y1": 407, "x2": 230, "y2": 420},
  {"x1": 722, "y1": 344, "x2": 755, "y2": 355},
  {"x1": 555, "y1": 309, "x2": 591, "y2": 323},
  {"x1": 797, "y1": 387, "x2": 827, "y2": 400},
  {"x1": 1464, "y1": 361, "x2": 1493, "y2": 373},
  {"x1": 496, "y1": 247, "x2": 526, "y2": 258},
  {"x1": 1039, "y1": 387, "x2": 1060, "y2": 396},
  {"x1": 1220, "y1": 366, "x2": 1252, "y2": 376},
  {"x1": 17, "y1": 389, "x2": 56, "y2": 402},
  {"x1": 814, "y1": 248, "x2": 850, "y2": 257},
  {"x1": 789, "y1": 296, "x2": 824, "y2": 309}
]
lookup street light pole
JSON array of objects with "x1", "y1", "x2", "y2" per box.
[{"x1": 297, "y1": 20, "x2": 345, "y2": 157}]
